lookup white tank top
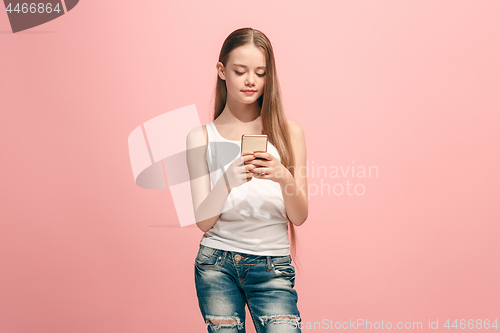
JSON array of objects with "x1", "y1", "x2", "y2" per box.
[{"x1": 200, "y1": 121, "x2": 290, "y2": 256}]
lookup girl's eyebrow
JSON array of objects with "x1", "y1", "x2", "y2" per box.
[{"x1": 232, "y1": 64, "x2": 266, "y2": 69}]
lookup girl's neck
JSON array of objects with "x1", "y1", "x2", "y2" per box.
[{"x1": 219, "y1": 98, "x2": 261, "y2": 124}]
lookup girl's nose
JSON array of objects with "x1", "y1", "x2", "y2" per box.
[{"x1": 246, "y1": 74, "x2": 257, "y2": 85}]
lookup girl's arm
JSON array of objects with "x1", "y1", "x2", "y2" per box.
[
  {"x1": 279, "y1": 120, "x2": 309, "y2": 226},
  {"x1": 186, "y1": 125, "x2": 230, "y2": 232}
]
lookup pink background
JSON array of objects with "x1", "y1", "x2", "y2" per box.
[{"x1": 1, "y1": 1, "x2": 499, "y2": 332}]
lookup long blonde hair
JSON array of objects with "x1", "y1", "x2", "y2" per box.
[{"x1": 212, "y1": 27, "x2": 299, "y2": 263}]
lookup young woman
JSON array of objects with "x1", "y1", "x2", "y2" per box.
[{"x1": 186, "y1": 27, "x2": 308, "y2": 333}]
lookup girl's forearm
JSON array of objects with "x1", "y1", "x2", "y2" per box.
[
  {"x1": 195, "y1": 175, "x2": 231, "y2": 232},
  {"x1": 279, "y1": 171, "x2": 308, "y2": 226}
]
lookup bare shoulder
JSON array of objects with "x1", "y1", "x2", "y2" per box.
[
  {"x1": 287, "y1": 119, "x2": 305, "y2": 139},
  {"x1": 186, "y1": 124, "x2": 208, "y2": 148},
  {"x1": 287, "y1": 119, "x2": 307, "y2": 160}
]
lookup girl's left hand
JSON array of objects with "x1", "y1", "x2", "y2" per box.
[{"x1": 248, "y1": 152, "x2": 290, "y2": 185}]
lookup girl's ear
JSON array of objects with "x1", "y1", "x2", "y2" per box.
[{"x1": 216, "y1": 62, "x2": 225, "y2": 81}]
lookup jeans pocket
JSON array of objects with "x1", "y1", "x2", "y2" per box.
[
  {"x1": 272, "y1": 260, "x2": 295, "y2": 277},
  {"x1": 195, "y1": 246, "x2": 219, "y2": 267}
]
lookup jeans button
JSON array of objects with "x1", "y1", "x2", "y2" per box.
[{"x1": 234, "y1": 254, "x2": 241, "y2": 261}]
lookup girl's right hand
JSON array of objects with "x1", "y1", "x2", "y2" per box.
[{"x1": 224, "y1": 154, "x2": 256, "y2": 191}]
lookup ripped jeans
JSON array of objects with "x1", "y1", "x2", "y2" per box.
[{"x1": 194, "y1": 244, "x2": 302, "y2": 332}]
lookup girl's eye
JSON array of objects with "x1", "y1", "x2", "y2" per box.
[{"x1": 235, "y1": 71, "x2": 266, "y2": 77}]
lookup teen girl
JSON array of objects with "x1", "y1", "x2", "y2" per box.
[{"x1": 186, "y1": 27, "x2": 308, "y2": 333}]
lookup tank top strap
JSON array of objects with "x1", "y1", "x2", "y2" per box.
[{"x1": 205, "y1": 121, "x2": 218, "y2": 143}]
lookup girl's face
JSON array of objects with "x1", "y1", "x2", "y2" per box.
[{"x1": 218, "y1": 44, "x2": 267, "y2": 105}]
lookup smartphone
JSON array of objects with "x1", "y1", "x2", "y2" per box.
[{"x1": 241, "y1": 134, "x2": 268, "y2": 160}]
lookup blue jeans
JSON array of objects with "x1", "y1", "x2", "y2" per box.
[{"x1": 194, "y1": 244, "x2": 302, "y2": 332}]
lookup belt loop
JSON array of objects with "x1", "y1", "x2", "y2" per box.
[
  {"x1": 266, "y1": 256, "x2": 271, "y2": 271},
  {"x1": 219, "y1": 251, "x2": 227, "y2": 266}
]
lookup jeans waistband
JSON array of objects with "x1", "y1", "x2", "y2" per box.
[{"x1": 199, "y1": 244, "x2": 291, "y2": 270}]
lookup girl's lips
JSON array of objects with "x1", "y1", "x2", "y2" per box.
[{"x1": 242, "y1": 90, "x2": 256, "y2": 95}]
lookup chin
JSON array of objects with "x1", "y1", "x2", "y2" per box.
[{"x1": 240, "y1": 98, "x2": 260, "y2": 105}]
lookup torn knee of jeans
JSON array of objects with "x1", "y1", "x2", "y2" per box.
[
  {"x1": 259, "y1": 314, "x2": 301, "y2": 327},
  {"x1": 205, "y1": 314, "x2": 244, "y2": 331}
]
